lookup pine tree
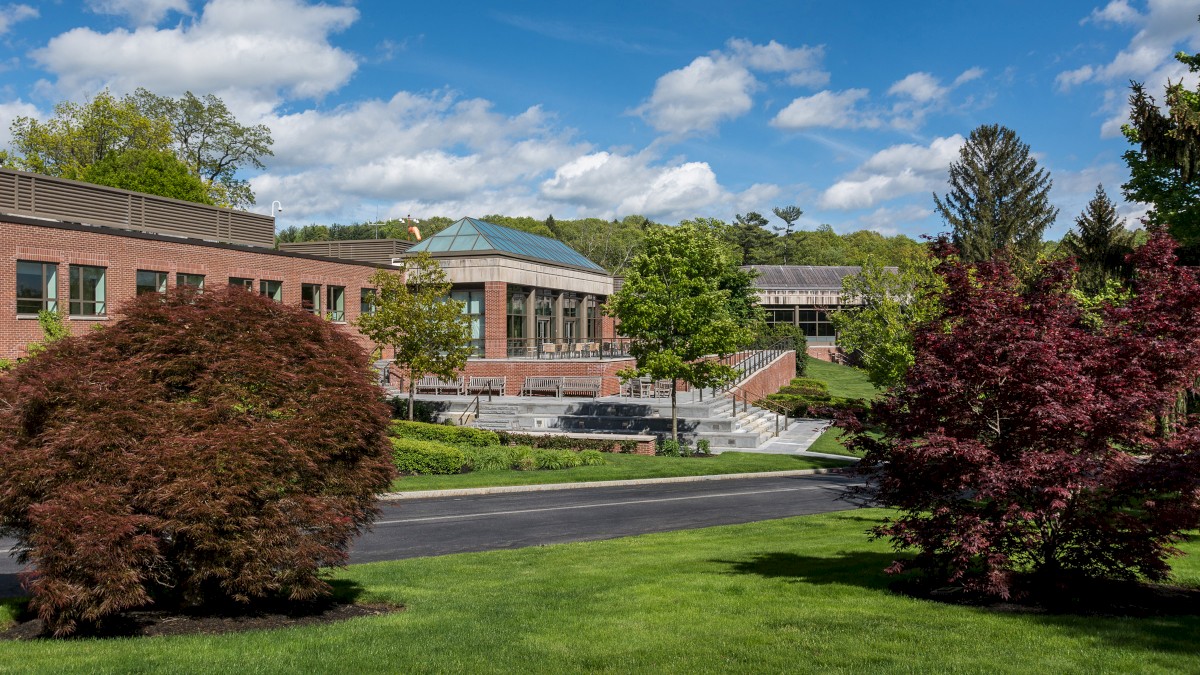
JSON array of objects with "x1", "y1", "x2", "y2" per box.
[
  {"x1": 731, "y1": 211, "x2": 776, "y2": 264},
  {"x1": 1060, "y1": 184, "x2": 1135, "y2": 295},
  {"x1": 771, "y1": 205, "x2": 803, "y2": 264},
  {"x1": 934, "y1": 124, "x2": 1058, "y2": 264}
]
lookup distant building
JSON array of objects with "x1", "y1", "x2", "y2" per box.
[{"x1": 746, "y1": 265, "x2": 892, "y2": 361}]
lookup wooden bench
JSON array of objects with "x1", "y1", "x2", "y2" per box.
[
  {"x1": 415, "y1": 375, "x2": 463, "y2": 395},
  {"x1": 521, "y1": 376, "x2": 564, "y2": 396},
  {"x1": 561, "y1": 376, "x2": 602, "y2": 398},
  {"x1": 467, "y1": 376, "x2": 506, "y2": 396}
]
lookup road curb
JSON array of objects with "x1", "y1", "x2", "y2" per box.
[{"x1": 378, "y1": 467, "x2": 851, "y2": 501}]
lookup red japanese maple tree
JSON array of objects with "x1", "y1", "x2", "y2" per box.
[
  {"x1": 846, "y1": 232, "x2": 1200, "y2": 597},
  {"x1": 0, "y1": 286, "x2": 396, "y2": 635}
]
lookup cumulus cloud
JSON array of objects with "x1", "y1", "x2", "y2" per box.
[
  {"x1": 86, "y1": 0, "x2": 191, "y2": 25},
  {"x1": 819, "y1": 135, "x2": 964, "y2": 210},
  {"x1": 770, "y1": 89, "x2": 876, "y2": 130},
  {"x1": 0, "y1": 100, "x2": 42, "y2": 146},
  {"x1": 541, "y1": 151, "x2": 728, "y2": 219},
  {"x1": 1056, "y1": 0, "x2": 1200, "y2": 136},
  {"x1": 888, "y1": 72, "x2": 947, "y2": 103},
  {"x1": 0, "y1": 4, "x2": 36, "y2": 35},
  {"x1": 32, "y1": 0, "x2": 358, "y2": 117},
  {"x1": 633, "y1": 38, "x2": 828, "y2": 135}
]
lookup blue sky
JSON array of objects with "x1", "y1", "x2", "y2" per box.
[{"x1": 1, "y1": 1, "x2": 1198, "y2": 239}]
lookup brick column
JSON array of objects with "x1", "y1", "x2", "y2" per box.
[{"x1": 483, "y1": 281, "x2": 507, "y2": 359}]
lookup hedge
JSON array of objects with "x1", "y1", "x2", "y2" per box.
[
  {"x1": 759, "y1": 393, "x2": 868, "y2": 419},
  {"x1": 391, "y1": 437, "x2": 469, "y2": 475},
  {"x1": 496, "y1": 431, "x2": 635, "y2": 452},
  {"x1": 390, "y1": 420, "x2": 500, "y2": 447}
]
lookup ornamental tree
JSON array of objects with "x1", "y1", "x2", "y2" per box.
[
  {"x1": 355, "y1": 252, "x2": 473, "y2": 421},
  {"x1": 845, "y1": 232, "x2": 1200, "y2": 597},
  {"x1": 605, "y1": 223, "x2": 755, "y2": 441},
  {"x1": 0, "y1": 286, "x2": 395, "y2": 635}
]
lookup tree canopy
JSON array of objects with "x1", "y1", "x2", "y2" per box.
[
  {"x1": 6, "y1": 88, "x2": 272, "y2": 209},
  {"x1": 1059, "y1": 184, "x2": 1135, "y2": 296},
  {"x1": 1121, "y1": 34, "x2": 1200, "y2": 263},
  {"x1": 934, "y1": 124, "x2": 1058, "y2": 265},
  {"x1": 355, "y1": 252, "x2": 473, "y2": 421},
  {"x1": 605, "y1": 223, "x2": 754, "y2": 441}
]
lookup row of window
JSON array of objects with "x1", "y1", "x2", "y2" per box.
[{"x1": 16, "y1": 260, "x2": 376, "y2": 321}]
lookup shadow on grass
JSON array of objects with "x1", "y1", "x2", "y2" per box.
[
  {"x1": 0, "y1": 574, "x2": 22, "y2": 600},
  {"x1": 717, "y1": 551, "x2": 897, "y2": 590}
]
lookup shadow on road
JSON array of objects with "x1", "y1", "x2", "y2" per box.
[{"x1": 0, "y1": 573, "x2": 24, "y2": 599}]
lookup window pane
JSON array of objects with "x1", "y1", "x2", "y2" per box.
[
  {"x1": 301, "y1": 284, "x2": 321, "y2": 314},
  {"x1": 70, "y1": 265, "x2": 106, "y2": 316},
  {"x1": 177, "y1": 273, "x2": 205, "y2": 290},
  {"x1": 327, "y1": 286, "x2": 345, "y2": 321},
  {"x1": 259, "y1": 280, "x2": 282, "y2": 302},
  {"x1": 16, "y1": 261, "x2": 57, "y2": 314},
  {"x1": 360, "y1": 288, "x2": 376, "y2": 314},
  {"x1": 136, "y1": 270, "x2": 167, "y2": 295},
  {"x1": 229, "y1": 277, "x2": 254, "y2": 289}
]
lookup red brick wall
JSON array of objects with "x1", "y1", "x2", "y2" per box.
[
  {"x1": 728, "y1": 350, "x2": 796, "y2": 401},
  {"x1": 1, "y1": 219, "x2": 395, "y2": 360},
  {"x1": 483, "y1": 281, "x2": 507, "y2": 359},
  {"x1": 806, "y1": 346, "x2": 841, "y2": 363}
]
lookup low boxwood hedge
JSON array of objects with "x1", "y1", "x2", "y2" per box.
[
  {"x1": 391, "y1": 437, "x2": 469, "y2": 475},
  {"x1": 390, "y1": 420, "x2": 500, "y2": 447}
]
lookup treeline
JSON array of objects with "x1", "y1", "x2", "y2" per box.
[{"x1": 276, "y1": 210, "x2": 924, "y2": 274}]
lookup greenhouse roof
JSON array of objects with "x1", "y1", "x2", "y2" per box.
[{"x1": 408, "y1": 217, "x2": 607, "y2": 273}]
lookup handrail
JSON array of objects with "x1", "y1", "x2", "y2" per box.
[{"x1": 458, "y1": 393, "x2": 481, "y2": 426}]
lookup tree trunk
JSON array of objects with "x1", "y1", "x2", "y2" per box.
[
  {"x1": 408, "y1": 379, "x2": 416, "y2": 421},
  {"x1": 671, "y1": 377, "x2": 678, "y2": 443}
]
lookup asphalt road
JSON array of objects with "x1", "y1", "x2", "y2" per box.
[{"x1": 0, "y1": 473, "x2": 859, "y2": 598}]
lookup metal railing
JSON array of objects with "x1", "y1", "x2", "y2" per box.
[
  {"x1": 458, "y1": 393, "x2": 481, "y2": 426},
  {"x1": 506, "y1": 337, "x2": 633, "y2": 359}
]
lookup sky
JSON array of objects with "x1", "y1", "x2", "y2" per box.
[{"x1": 0, "y1": 1, "x2": 1198, "y2": 239}]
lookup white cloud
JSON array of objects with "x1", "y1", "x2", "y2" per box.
[
  {"x1": 31, "y1": 0, "x2": 358, "y2": 116},
  {"x1": 633, "y1": 38, "x2": 828, "y2": 135},
  {"x1": 1086, "y1": 0, "x2": 1141, "y2": 26},
  {"x1": 770, "y1": 89, "x2": 876, "y2": 130},
  {"x1": 540, "y1": 151, "x2": 728, "y2": 220},
  {"x1": 633, "y1": 55, "x2": 756, "y2": 135},
  {"x1": 87, "y1": 0, "x2": 191, "y2": 25},
  {"x1": 819, "y1": 135, "x2": 965, "y2": 210},
  {"x1": 952, "y1": 67, "x2": 985, "y2": 87},
  {"x1": 0, "y1": 100, "x2": 42, "y2": 147},
  {"x1": 888, "y1": 72, "x2": 947, "y2": 103},
  {"x1": 0, "y1": 4, "x2": 36, "y2": 35},
  {"x1": 854, "y1": 204, "x2": 934, "y2": 236}
]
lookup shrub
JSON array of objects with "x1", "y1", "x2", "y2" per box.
[
  {"x1": 578, "y1": 450, "x2": 607, "y2": 466},
  {"x1": 777, "y1": 378, "x2": 830, "y2": 398},
  {"x1": 619, "y1": 440, "x2": 639, "y2": 454},
  {"x1": 386, "y1": 397, "x2": 440, "y2": 423},
  {"x1": 761, "y1": 394, "x2": 867, "y2": 419},
  {"x1": 391, "y1": 438, "x2": 469, "y2": 475},
  {"x1": 390, "y1": 420, "x2": 499, "y2": 447},
  {"x1": 658, "y1": 439, "x2": 681, "y2": 457},
  {"x1": 463, "y1": 446, "x2": 513, "y2": 472},
  {"x1": 696, "y1": 439, "x2": 712, "y2": 456},
  {"x1": 496, "y1": 431, "x2": 624, "y2": 452},
  {"x1": 534, "y1": 449, "x2": 582, "y2": 470},
  {"x1": 0, "y1": 286, "x2": 395, "y2": 636}
]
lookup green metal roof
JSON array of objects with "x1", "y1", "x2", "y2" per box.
[{"x1": 408, "y1": 217, "x2": 607, "y2": 273}]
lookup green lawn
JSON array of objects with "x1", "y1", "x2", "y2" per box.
[
  {"x1": 805, "y1": 426, "x2": 858, "y2": 457},
  {"x1": 804, "y1": 356, "x2": 880, "y2": 400},
  {"x1": 389, "y1": 451, "x2": 850, "y2": 491},
  {"x1": 3, "y1": 509, "x2": 1198, "y2": 673}
]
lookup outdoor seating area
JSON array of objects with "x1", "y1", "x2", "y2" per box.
[
  {"x1": 467, "y1": 376, "x2": 507, "y2": 396},
  {"x1": 414, "y1": 375, "x2": 465, "y2": 395},
  {"x1": 519, "y1": 376, "x2": 602, "y2": 398},
  {"x1": 506, "y1": 338, "x2": 633, "y2": 359},
  {"x1": 619, "y1": 377, "x2": 675, "y2": 398}
]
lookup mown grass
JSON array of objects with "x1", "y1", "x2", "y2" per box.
[
  {"x1": 803, "y1": 356, "x2": 880, "y2": 400},
  {"x1": 389, "y1": 451, "x2": 849, "y2": 491},
  {"x1": 805, "y1": 426, "x2": 858, "y2": 457},
  {"x1": 0, "y1": 598, "x2": 19, "y2": 632},
  {"x1": 3, "y1": 509, "x2": 1198, "y2": 673}
]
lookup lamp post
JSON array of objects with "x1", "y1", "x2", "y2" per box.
[{"x1": 270, "y1": 201, "x2": 283, "y2": 218}]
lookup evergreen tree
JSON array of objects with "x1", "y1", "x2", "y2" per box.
[
  {"x1": 934, "y1": 124, "x2": 1058, "y2": 264},
  {"x1": 1060, "y1": 184, "x2": 1135, "y2": 296},
  {"x1": 771, "y1": 205, "x2": 803, "y2": 264},
  {"x1": 1121, "y1": 29, "x2": 1200, "y2": 263},
  {"x1": 731, "y1": 211, "x2": 776, "y2": 264}
]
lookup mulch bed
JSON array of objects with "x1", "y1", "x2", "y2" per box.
[
  {"x1": 893, "y1": 576, "x2": 1200, "y2": 618},
  {"x1": 0, "y1": 600, "x2": 404, "y2": 640}
]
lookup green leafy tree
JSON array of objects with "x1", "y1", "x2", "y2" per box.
[
  {"x1": 1121, "y1": 34, "x2": 1200, "y2": 262},
  {"x1": 133, "y1": 89, "x2": 274, "y2": 208},
  {"x1": 831, "y1": 252, "x2": 944, "y2": 388},
  {"x1": 355, "y1": 252, "x2": 473, "y2": 420},
  {"x1": 7, "y1": 88, "x2": 271, "y2": 208},
  {"x1": 605, "y1": 223, "x2": 755, "y2": 441},
  {"x1": 1059, "y1": 185, "x2": 1136, "y2": 296},
  {"x1": 934, "y1": 124, "x2": 1058, "y2": 264}
]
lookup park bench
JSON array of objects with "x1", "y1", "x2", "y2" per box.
[
  {"x1": 467, "y1": 376, "x2": 507, "y2": 396},
  {"x1": 521, "y1": 376, "x2": 564, "y2": 396},
  {"x1": 415, "y1": 375, "x2": 463, "y2": 395},
  {"x1": 560, "y1": 376, "x2": 602, "y2": 398}
]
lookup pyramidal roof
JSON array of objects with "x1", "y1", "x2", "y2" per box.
[{"x1": 408, "y1": 217, "x2": 607, "y2": 273}]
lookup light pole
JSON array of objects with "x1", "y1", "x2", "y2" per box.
[{"x1": 271, "y1": 201, "x2": 283, "y2": 218}]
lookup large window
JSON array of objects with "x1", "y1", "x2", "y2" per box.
[
  {"x1": 177, "y1": 273, "x2": 205, "y2": 291},
  {"x1": 327, "y1": 285, "x2": 345, "y2": 321},
  {"x1": 69, "y1": 265, "x2": 106, "y2": 317},
  {"x1": 797, "y1": 306, "x2": 836, "y2": 341},
  {"x1": 301, "y1": 283, "x2": 321, "y2": 315},
  {"x1": 450, "y1": 289, "x2": 484, "y2": 355},
  {"x1": 16, "y1": 261, "x2": 57, "y2": 315},
  {"x1": 229, "y1": 277, "x2": 254, "y2": 290},
  {"x1": 562, "y1": 293, "x2": 579, "y2": 341},
  {"x1": 535, "y1": 288, "x2": 555, "y2": 340},
  {"x1": 136, "y1": 270, "x2": 168, "y2": 295},
  {"x1": 586, "y1": 296, "x2": 600, "y2": 339},
  {"x1": 260, "y1": 279, "x2": 282, "y2": 302},
  {"x1": 506, "y1": 287, "x2": 527, "y2": 339},
  {"x1": 764, "y1": 307, "x2": 795, "y2": 327},
  {"x1": 360, "y1": 288, "x2": 376, "y2": 315}
]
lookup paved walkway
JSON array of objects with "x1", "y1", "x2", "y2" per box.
[{"x1": 724, "y1": 418, "x2": 856, "y2": 461}]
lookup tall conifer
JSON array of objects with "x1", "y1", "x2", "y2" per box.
[{"x1": 1060, "y1": 184, "x2": 1135, "y2": 295}]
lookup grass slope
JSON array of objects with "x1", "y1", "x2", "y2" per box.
[
  {"x1": 804, "y1": 356, "x2": 880, "y2": 400},
  {"x1": 3, "y1": 510, "x2": 1198, "y2": 673},
  {"x1": 390, "y1": 451, "x2": 848, "y2": 491}
]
